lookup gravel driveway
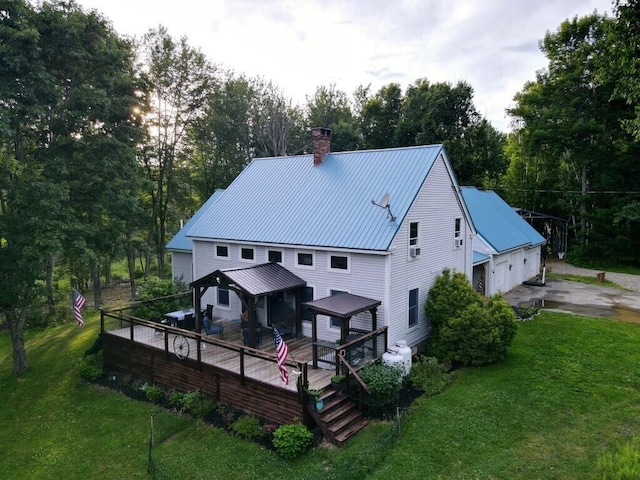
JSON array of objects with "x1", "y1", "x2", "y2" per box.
[
  {"x1": 503, "y1": 259, "x2": 640, "y2": 322},
  {"x1": 546, "y1": 259, "x2": 640, "y2": 292}
]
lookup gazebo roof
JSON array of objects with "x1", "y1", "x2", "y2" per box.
[
  {"x1": 191, "y1": 262, "x2": 306, "y2": 297},
  {"x1": 304, "y1": 293, "x2": 381, "y2": 319}
]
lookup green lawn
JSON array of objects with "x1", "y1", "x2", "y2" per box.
[{"x1": 2, "y1": 311, "x2": 640, "y2": 479}]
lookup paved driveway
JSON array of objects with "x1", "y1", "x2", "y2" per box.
[{"x1": 503, "y1": 266, "x2": 640, "y2": 323}]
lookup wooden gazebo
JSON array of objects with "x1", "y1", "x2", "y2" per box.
[
  {"x1": 190, "y1": 263, "x2": 307, "y2": 347},
  {"x1": 304, "y1": 293, "x2": 381, "y2": 367}
]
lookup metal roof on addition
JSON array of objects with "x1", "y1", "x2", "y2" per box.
[
  {"x1": 187, "y1": 145, "x2": 444, "y2": 251},
  {"x1": 461, "y1": 187, "x2": 546, "y2": 253}
]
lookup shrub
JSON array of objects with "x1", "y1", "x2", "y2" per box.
[
  {"x1": 358, "y1": 361, "x2": 403, "y2": 410},
  {"x1": 131, "y1": 276, "x2": 189, "y2": 320},
  {"x1": 427, "y1": 270, "x2": 518, "y2": 366},
  {"x1": 230, "y1": 415, "x2": 262, "y2": 440},
  {"x1": 425, "y1": 268, "x2": 482, "y2": 328},
  {"x1": 168, "y1": 390, "x2": 186, "y2": 410},
  {"x1": 408, "y1": 356, "x2": 450, "y2": 396},
  {"x1": 182, "y1": 390, "x2": 215, "y2": 419},
  {"x1": 272, "y1": 422, "x2": 313, "y2": 459},
  {"x1": 78, "y1": 357, "x2": 104, "y2": 381},
  {"x1": 596, "y1": 437, "x2": 640, "y2": 479},
  {"x1": 140, "y1": 383, "x2": 164, "y2": 402}
]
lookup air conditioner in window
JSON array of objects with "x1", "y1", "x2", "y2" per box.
[
  {"x1": 454, "y1": 238, "x2": 463, "y2": 248},
  {"x1": 409, "y1": 247, "x2": 421, "y2": 257}
]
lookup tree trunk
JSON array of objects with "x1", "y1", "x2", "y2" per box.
[
  {"x1": 125, "y1": 236, "x2": 137, "y2": 301},
  {"x1": 6, "y1": 307, "x2": 28, "y2": 375},
  {"x1": 580, "y1": 165, "x2": 588, "y2": 245},
  {"x1": 91, "y1": 262, "x2": 101, "y2": 310},
  {"x1": 45, "y1": 255, "x2": 54, "y2": 314}
]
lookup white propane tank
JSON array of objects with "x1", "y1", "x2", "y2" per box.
[
  {"x1": 382, "y1": 347, "x2": 404, "y2": 378},
  {"x1": 395, "y1": 340, "x2": 412, "y2": 376}
]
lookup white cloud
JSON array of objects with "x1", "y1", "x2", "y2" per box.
[{"x1": 77, "y1": 0, "x2": 613, "y2": 132}]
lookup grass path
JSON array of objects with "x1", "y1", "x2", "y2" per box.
[{"x1": 2, "y1": 312, "x2": 640, "y2": 478}]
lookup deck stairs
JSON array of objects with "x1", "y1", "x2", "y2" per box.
[{"x1": 308, "y1": 388, "x2": 369, "y2": 446}]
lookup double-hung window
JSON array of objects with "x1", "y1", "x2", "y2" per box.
[
  {"x1": 454, "y1": 218, "x2": 463, "y2": 248},
  {"x1": 408, "y1": 288, "x2": 419, "y2": 327}
]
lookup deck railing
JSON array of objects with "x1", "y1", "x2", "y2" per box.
[
  {"x1": 312, "y1": 326, "x2": 388, "y2": 373},
  {"x1": 100, "y1": 307, "x2": 309, "y2": 392}
]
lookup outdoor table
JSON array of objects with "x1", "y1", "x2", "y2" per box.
[{"x1": 163, "y1": 308, "x2": 195, "y2": 328}]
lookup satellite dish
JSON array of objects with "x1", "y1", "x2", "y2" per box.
[
  {"x1": 371, "y1": 192, "x2": 396, "y2": 223},
  {"x1": 379, "y1": 193, "x2": 390, "y2": 208}
]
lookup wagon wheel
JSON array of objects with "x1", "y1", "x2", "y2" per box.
[{"x1": 173, "y1": 334, "x2": 190, "y2": 360}]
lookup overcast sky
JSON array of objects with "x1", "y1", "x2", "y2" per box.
[{"x1": 75, "y1": 0, "x2": 613, "y2": 132}]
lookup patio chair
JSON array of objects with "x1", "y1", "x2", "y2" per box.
[
  {"x1": 242, "y1": 326, "x2": 262, "y2": 347},
  {"x1": 203, "y1": 313, "x2": 224, "y2": 339},
  {"x1": 182, "y1": 313, "x2": 195, "y2": 331}
]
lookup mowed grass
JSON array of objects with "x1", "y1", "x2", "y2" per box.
[
  {"x1": 369, "y1": 313, "x2": 640, "y2": 479},
  {"x1": 2, "y1": 311, "x2": 640, "y2": 479}
]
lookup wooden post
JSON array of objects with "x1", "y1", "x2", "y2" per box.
[{"x1": 312, "y1": 312, "x2": 318, "y2": 368}]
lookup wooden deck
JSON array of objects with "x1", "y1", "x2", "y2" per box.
[
  {"x1": 100, "y1": 311, "x2": 387, "y2": 426},
  {"x1": 105, "y1": 319, "x2": 334, "y2": 392}
]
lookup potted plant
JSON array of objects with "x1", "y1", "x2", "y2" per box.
[
  {"x1": 330, "y1": 374, "x2": 345, "y2": 392},
  {"x1": 307, "y1": 388, "x2": 324, "y2": 411}
]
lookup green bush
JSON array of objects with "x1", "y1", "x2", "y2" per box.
[
  {"x1": 168, "y1": 390, "x2": 186, "y2": 411},
  {"x1": 140, "y1": 382, "x2": 165, "y2": 402},
  {"x1": 78, "y1": 356, "x2": 104, "y2": 381},
  {"x1": 408, "y1": 356, "x2": 450, "y2": 396},
  {"x1": 427, "y1": 270, "x2": 518, "y2": 366},
  {"x1": 272, "y1": 422, "x2": 314, "y2": 459},
  {"x1": 182, "y1": 390, "x2": 215, "y2": 419},
  {"x1": 230, "y1": 415, "x2": 262, "y2": 440},
  {"x1": 358, "y1": 361, "x2": 403, "y2": 410},
  {"x1": 596, "y1": 437, "x2": 640, "y2": 479},
  {"x1": 131, "y1": 276, "x2": 189, "y2": 320},
  {"x1": 425, "y1": 268, "x2": 482, "y2": 328}
]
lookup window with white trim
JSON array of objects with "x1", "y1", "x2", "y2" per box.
[
  {"x1": 217, "y1": 287, "x2": 230, "y2": 307},
  {"x1": 409, "y1": 222, "x2": 419, "y2": 246},
  {"x1": 408, "y1": 288, "x2": 419, "y2": 327},
  {"x1": 454, "y1": 218, "x2": 463, "y2": 248},
  {"x1": 268, "y1": 249, "x2": 283, "y2": 263},
  {"x1": 296, "y1": 251, "x2": 314, "y2": 268},
  {"x1": 240, "y1": 247, "x2": 255, "y2": 261},
  {"x1": 301, "y1": 286, "x2": 314, "y2": 322},
  {"x1": 329, "y1": 254, "x2": 349, "y2": 272},
  {"x1": 215, "y1": 245, "x2": 229, "y2": 258}
]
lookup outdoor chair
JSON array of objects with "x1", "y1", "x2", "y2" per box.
[
  {"x1": 242, "y1": 326, "x2": 262, "y2": 347},
  {"x1": 182, "y1": 313, "x2": 195, "y2": 331},
  {"x1": 203, "y1": 314, "x2": 224, "y2": 339}
]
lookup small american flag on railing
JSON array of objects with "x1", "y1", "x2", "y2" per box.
[{"x1": 273, "y1": 326, "x2": 289, "y2": 385}]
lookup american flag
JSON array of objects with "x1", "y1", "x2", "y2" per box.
[
  {"x1": 72, "y1": 289, "x2": 86, "y2": 327},
  {"x1": 273, "y1": 326, "x2": 289, "y2": 385}
]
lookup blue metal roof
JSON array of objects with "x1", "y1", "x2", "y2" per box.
[
  {"x1": 166, "y1": 189, "x2": 225, "y2": 252},
  {"x1": 187, "y1": 145, "x2": 444, "y2": 251},
  {"x1": 461, "y1": 187, "x2": 546, "y2": 253},
  {"x1": 473, "y1": 251, "x2": 490, "y2": 264}
]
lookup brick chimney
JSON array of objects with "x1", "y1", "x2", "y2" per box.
[{"x1": 311, "y1": 127, "x2": 331, "y2": 166}]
